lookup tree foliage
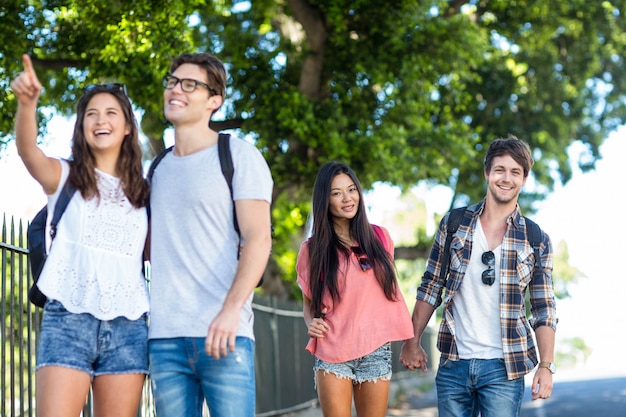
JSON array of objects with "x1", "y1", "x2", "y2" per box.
[{"x1": 2, "y1": 0, "x2": 625, "y2": 296}]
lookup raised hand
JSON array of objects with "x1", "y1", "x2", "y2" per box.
[{"x1": 10, "y1": 54, "x2": 42, "y2": 105}]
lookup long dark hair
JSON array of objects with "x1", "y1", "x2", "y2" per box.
[
  {"x1": 307, "y1": 161, "x2": 399, "y2": 318},
  {"x1": 68, "y1": 85, "x2": 149, "y2": 208}
]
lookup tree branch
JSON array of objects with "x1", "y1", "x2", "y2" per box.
[
  {"x1": 394, "y1": 246, "x2": 430, "y2": 261},
  {"x1": 210, "y1": 118, "x2": 245, "y2": 131},
  {"x1": 286, "y1": 0, "x2": 327, "y2": 100},
  {"x1": 30, "y1": 56, "x2": 86, "y2": 70}
]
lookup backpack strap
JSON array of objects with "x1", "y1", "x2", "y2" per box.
[
  {"x1": 50, "y1": 180, "x2": 76, "y2": 240},
  {"x1": 218, "y1": 133, "x2": 239, "y2": 236},
  {"x1": 146, "y1": 146, "x2": 174, "y2": 219},
  {"x1": 439, "y1": 207, "x2": 466, "y2": 280},
  {"x1": 147, "y1": 146, "x2": 173, "y2": 184},
  {"x1": 524, "y1": 217, "x2": 543, "y2": 275},
  {"x1": 218, "y1": 133, "x2": 265, "y2": 287}
]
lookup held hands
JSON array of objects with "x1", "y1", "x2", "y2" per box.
[
  {"x1": 400, "y1": 339, "x2": 429, "y2": 373},
  {"x1": 10, "y1": 54, "x2": 42, "y2": 105},
  {"x1": 308, "y1": 308, "x2": 329, "y2": 338}
]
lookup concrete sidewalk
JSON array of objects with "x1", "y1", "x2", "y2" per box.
[
  {"x1": 279, "y1": 372, "x2": 437, "y2": 417},
  {"x1": 282, "y1": 364, "x2": 626, "y2": 417}
]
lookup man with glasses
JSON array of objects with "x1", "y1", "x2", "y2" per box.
[
  {"x1": 147, "y1": 52, "x2": 273, "y2": 417},
  {"x1": 400, "y1": 136, "x2": 557, "y2": 417}
]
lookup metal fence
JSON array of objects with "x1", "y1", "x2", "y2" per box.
[
  {"x1": 253, "y1": 296, "x2": 317, "y2": 416},
  {"x1": 1, "y1": 215, "x2": 39, "y2": 417},
  {"x1": 2, "y1": 212, "x2": 433, "y2": 417},
  {"x1": 1, "y1": 213, "x2": 319, "y2": 416}
]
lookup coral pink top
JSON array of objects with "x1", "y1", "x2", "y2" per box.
[{"x1": 296, "y1": 225, "x2": 414, "y2": 363}]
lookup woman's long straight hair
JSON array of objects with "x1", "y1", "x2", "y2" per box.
[{"x1": 307, "y1": 161, "x2": 399, "y2": 318}]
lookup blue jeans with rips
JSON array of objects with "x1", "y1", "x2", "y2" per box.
[
  {"x1": 148, "y1": 337, "x2": 255, "y2": 417},
  {"x1": 435, "y1": 357, "x2": 524, "y2": 417}
]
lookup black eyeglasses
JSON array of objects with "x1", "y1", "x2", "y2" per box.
[
  {"x1": 351, "y1": 246, "x2": 372, "y2": 272},
  {"x1": 481, "y1": 251, "x2": 495, "y2": 286},
  {"x1": 162, "y1": 74, "x2": 217, "y2": 94},
  {"x1": 84, "y1": 83, "x2": 127, "y2": 95}
]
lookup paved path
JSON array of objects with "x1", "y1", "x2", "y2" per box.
[{"x1": 281, "y1": 365, "x2": 626, "y2": 417}]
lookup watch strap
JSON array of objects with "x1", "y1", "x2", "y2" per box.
[{"x1": 538, "y1": 361, "x2": 555, "y2": 373}]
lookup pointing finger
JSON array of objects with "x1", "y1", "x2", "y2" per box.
[
  {"x1": 22, "y1": 54, "x2": 34, "y2": 76},
  {"x1": 19, "y1": 54, "x2": 42, "y2": 94}
]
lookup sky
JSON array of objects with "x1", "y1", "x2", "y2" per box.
[
  {"x1": 532, "y1": 130, "x2": 626, "y2": 376},
  {"x1": 2, "y1": 116, "x2": 625, "y2": 376}
]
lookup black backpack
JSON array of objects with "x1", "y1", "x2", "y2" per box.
[
  {"x1": 439, "y1": 207, "x2": 543, "y2": 281},
  {"x1": 27, "y1": 180, "x2": 76, "y2": 307},
  {"x1": 147, "y1": 133, "x2": 265, "y2": 287}
]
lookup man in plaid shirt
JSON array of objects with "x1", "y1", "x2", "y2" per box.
[{"x1": 400, "y1": 136, "x2": 557, "y2": 417}]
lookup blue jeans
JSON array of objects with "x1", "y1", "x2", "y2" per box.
[
  {"x1": 436, "y1": 358, "x2": 524, "y2": 417},
  {"x1": 148, "y1": 337, "x2": 255, "y2": 417}
]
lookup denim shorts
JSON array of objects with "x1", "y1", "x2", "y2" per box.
[
  {"x1": 36, "y1": 300, "x2": 148, "y2": 377},
  {"x1": 314, "y1": 342, "x2": 392, "y2": 385}
]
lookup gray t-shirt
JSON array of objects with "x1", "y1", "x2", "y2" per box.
[{"x1": 148, "y1": 137, "x2": 273, "y2": 340}]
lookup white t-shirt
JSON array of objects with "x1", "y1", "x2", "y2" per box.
[
  {"x1": 148, "y1": 137, "x2": 273, "y2": 340},
  {"x1": 38, "y1": 159, "x2": 150, "y2": 320},
  {"x1": 453, "y1": 218, "x2": 504, "y2": 359}
]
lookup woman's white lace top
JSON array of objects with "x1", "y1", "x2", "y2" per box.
[{"x1": 37, "y1": 160, "x2": 149, "y2": 320}]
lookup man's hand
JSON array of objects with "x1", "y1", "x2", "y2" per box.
[
  {"x1": 531, "y1": 367, "x2": 553, "y2": 400},
  {"x1": 205, "y1": 306, "x2": 241, "y2": 359}
]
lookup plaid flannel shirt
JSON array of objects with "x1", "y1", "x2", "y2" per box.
[{"x1": 416, "y1": 201, "x2": 558, "y2": 380}]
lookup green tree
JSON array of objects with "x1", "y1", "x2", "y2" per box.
[{"x1": 2, "y1": 0, "x2": 625, "y2": 296}]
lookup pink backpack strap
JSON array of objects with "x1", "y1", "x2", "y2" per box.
[{"x1": 372, "y1": 224, "x2": 389, "y2": 252}]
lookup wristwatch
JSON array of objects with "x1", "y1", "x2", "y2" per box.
[{"x1": 538, "y1": 361, "x2": 556, "y2": 374}]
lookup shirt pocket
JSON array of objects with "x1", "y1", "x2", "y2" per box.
[{"x1": 516, "y1": 248, "x2": 535, "y2": 289}]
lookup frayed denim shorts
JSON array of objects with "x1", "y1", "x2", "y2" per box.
[
  {"x1": 313, "y1": 342, "x2": 392, "y2": 385},
  {"x1": 36, "y1": 300, "x2": 148, "y2": 378}
]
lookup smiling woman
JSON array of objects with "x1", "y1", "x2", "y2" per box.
[
  {"x1": 296, "y1": 160, "x2": 414, "y2": 417},
  {"x1": 9, "y1": 53, "x2": 151, "y2": 417}
]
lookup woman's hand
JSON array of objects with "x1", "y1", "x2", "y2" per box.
[
  {"x1": 11, "y1": 54, "x2": 42, "y2": 106},
  {"x1": 308, "y1": 308, "x2": 330, "y2": 338}
]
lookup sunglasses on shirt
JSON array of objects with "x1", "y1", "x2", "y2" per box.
[
  {"x1": 350, "y1": 246, "x2": 372, "y2": 272},
  {"x1": 481, "y1": 250, "x2": 495, "y2": 286}
]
